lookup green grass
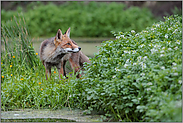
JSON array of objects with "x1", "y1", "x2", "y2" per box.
[
  {"x1": 1, "y1": 14, "x2": 78, "y2": 111},
  {"x1": 1, "y1": 14, "x2": 182, "y2": 122}
]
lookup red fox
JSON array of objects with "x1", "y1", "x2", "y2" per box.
[
  {"x1": 68, "y1": 40, "x2": 90, "y2": 78},
  {"x1": 40, "y1": 27, "x2": 90, "y2": 80}
]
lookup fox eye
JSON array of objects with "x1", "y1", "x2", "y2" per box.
[{"x1": 67, "y1": 43, "x2": 71, "y2": 45}]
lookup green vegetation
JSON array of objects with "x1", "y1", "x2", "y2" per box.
[
  {"x1": 1, "y1": 1, "x2": 157, "y2": 37},
  {"x1": 71, "y1": 15, "x2": 182, "y2": 122},
  {"x1": 1, "y1": 14, "x2": 182, "y2": 122}
]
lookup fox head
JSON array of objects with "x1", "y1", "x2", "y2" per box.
[{"x1": 54, "y1": 28, "x2": 81, "y2": 53}]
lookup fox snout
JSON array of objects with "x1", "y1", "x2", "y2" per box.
[
  {"x1": 76, "y1": 47, "x2": 81, "y2": 52},
  {"x1": 65, "y1": 47, "x2": 81, "y2": 53}
]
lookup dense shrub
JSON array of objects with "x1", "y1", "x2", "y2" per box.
[
  {"x1": 71, "y1": 15, "x2": 182, "y2": 121},
  {"x1": 1, "y1": 2, "x2": 157, "y2": 37}
]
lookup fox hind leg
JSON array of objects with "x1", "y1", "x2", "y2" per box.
[
  {"x1": 69, "y1": 58, "x2": 81, "y2": 78},
  {"x1": 63, "y1": 60, "x2": 67, "y2": 78},
  {"x1": 45, "y1": 68, "x2": 48, "y2": 80},
  {"x1": 62, "y1": 60, "x2": 68, "y2": 78}
]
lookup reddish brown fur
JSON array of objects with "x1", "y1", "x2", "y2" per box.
[
  {"x1": 40, "y1": 28, "x2": 82, "y2": 80},
  {"x1": 60, "y1": 33, "x2": 90, "y2": 78},
  {"x1": 68, "y1": 51, "x2": 90, "y2": 78}
]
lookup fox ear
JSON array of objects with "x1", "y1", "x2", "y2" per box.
[
  {"x1": 65, "y1": 27, "x2": 70, "y2": 38},
  {"x1": 54, "y1": 29, "x2": 63, "y2": 45},
  {"x1": 55, "y1": 29, "x2": 63, "y2": 41}
]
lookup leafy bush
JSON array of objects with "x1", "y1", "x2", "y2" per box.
[
  {"x1": 71, "y1": 15, "x2": 182, "y2": 121},
  {"x1": 1, "y1": 1, "x2": 157, "y2": 37}
]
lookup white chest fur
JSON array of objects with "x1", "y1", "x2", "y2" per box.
[{"x1": 62, "y1": 53, "x2": 71, "y2": 62}]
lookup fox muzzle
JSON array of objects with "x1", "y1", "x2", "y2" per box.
[{"x1": 65, "y1": 47, "x2": 81, "y2": 53}]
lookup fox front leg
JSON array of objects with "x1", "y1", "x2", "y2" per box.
[
  {"x1": 57, "y1": 60, "x2": 67, "y2": 80},
  {"x1": 56, "y1": 63, "x2": 63, "y2": 80},
  {"x1": 45, "y1": 68, "x2": 51, "y2": 80},
  {"x1": 45, "y1": 63, "x2": 52, "y2": 80}
]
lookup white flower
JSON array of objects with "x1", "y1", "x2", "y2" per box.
[
  {"x1": 151, "y1": 28, "x2": 154, "y2": 31},
  {"x1": 165, "y1": 34, "x2": 168, "y2": 39},
  {"x1": 178, "y1": 80, "x2": 182, "y2": 84},
  {"x1": 120, "y1": 35, "x2": 125, "y2": 38},
  {"x1": 124, "y1": 50, "x2": 131, "y2": 54},
  {"x1": 115, "y1": 68, "x2": 120, "y2": 71},
  {"x1": 172, "y1": 67, "x2": 177, "y2": 70},
  {"x1": 147, "y1": 82, "x2": 152, "y2": 85},
  {"x1": 140, "y1": 44, "x2": 145, "y2": 48},
  {"x1": 156, "y1": 24, "x2": 160, "y2": 27},
  {"x1": 143, "y1": 56, "x2": 148, "y2": 60},
  {"x1": 142, "y1": 63, "x2": 146, "y2": 70},
  {"x1": 173, "y1": 29, "x2": 178, "y2": 34},
  {"x1": 162, "y1": 47, "x2": 165, "y2": 50},
  {"x1": 143, "y1": 30, "x2": 148, "y2": 33},
  {"x1": 173, "y1": 73, "x2": 178, "y2": 76},
  {"x1": 140, "y1": 62, "x2": 146, "y2": 70},
  {"x1": 133, "y1": 63, "x2": 137, "y2": 66},
  {"x1": 160, "y1": 50, "x2": 164, "y2": 53},
  {"x1": 124, "y1": 50, "x2": 128, "y2": 54},
  {"x1": 160, "y1": 54, "x2": 164, "y2": 57},
  {"x1": 161, "y1": 66, "x2": 165, "y2": 70},
  {"x1": 135, "y1": 34, "x2": 139, "y2": 37},
  {"x1": 154, "y1": 44, "x2": 161, "y2": 48},
  {"x1": 132, "y1": 50, "x2": 137, "y2": 54},
  {"x1": 137, "y1": 56, "x2": 142, "y2": 61},
  {"x1": 151, "y1": 48, "x2": 158, "y2": 54},
  {"x1": 172, "y1": 62, "x2": 177, "y2": 66},
  {"x1": 116, "y1": 36, "x2": 120, "y2": 39},
  {"x1": 168, "y1": 48, "x2": 172, "y2": 50},
  {"x1": 112, "y1": 75, "x2": 116, "y2": 78},
  {"x1": 126, "y1": 59, "x2": 130, "y2": 64},
  {"x1": 147, "y1": 88, "x2": 151, "y2": 91},
  {"x1": 140, "y1": 73, "x2": 145, "y2": 76},
  {"x1": 174, "y1": 47, "x2": 178, "y2": 50},
  {"x1": 176, "y1": 41, "x2": 180, "y2": 44},
  {"x1": 124, "y1": 64, "x2": 128, "y2": 68},
  {"x1": 168, "y1": 28, "x2": 171, "y2": 30},
  {"x1": 131, "y1": 30, "x2": 135, "y2": 33},
  {"x1": 149, "y1": 44, "x2": 153, "y2": 47}
]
